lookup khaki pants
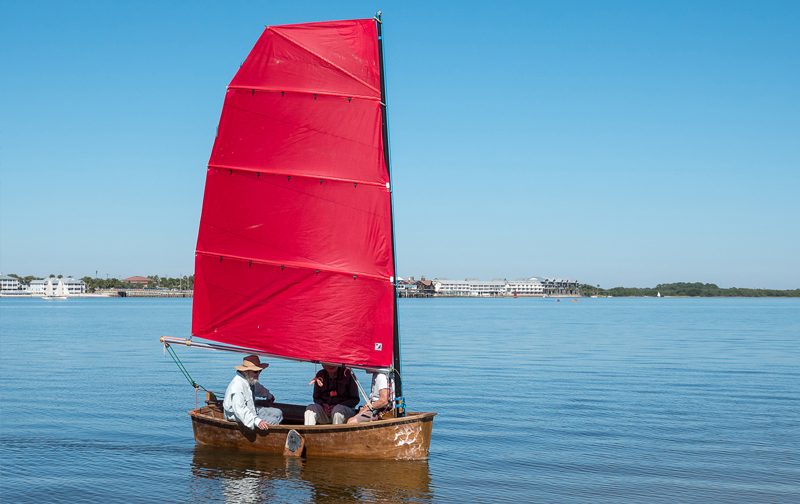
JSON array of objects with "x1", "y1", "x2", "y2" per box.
[{"x1": 304, "y1": 403, "x2": 356, "y2": 425}]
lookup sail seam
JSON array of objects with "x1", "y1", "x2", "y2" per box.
[
  {"x1": 227, "y1": 85, "x2": 381, "y2": 103},
  {"x1": 195, "y1": 250, "x2": 391, "y2": 282},
  {"x1": 207, "y1": 164, "x2": 388, "y2": 188},
  {"x1": 268, "y1": 27, "x2": 381, "y2": 97}
]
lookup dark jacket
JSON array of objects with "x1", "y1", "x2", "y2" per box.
[{"x1": 313, "y1": 367, "x2": 359, "y2": 408}]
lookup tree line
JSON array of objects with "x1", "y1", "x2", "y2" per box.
[
  {"x1": 4, "y1": 273, "x2": 193, "y2": 293},
  {"x1": 579, "y1": 282, "x2": 800, "y2": 297},
  {"x1": 80, "y1": 275, "x2": 194, "y2": 292}
]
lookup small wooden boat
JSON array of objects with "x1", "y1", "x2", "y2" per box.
[
  {"x1": 162, "y1": 14, "x2": 436, "y2": 460},
  {"x1": 189, "y1": 398, "x2": 435, "y2": 460}
]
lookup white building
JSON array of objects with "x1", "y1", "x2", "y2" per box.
[
  {"x1": 28, "y1": 277, "x2": 86, "y2": 295},
  {"x1": 0, "y1": 275, "x2": 21, "y2": 292},
  {"x1": 62, "y1": 277, "x2": 86, "y2": 294},
  {"x1": 433, "y1": 279, "x2": 508, "y2": 297},
  {"x1": 431, "y1": 277, "x2": 576, "y2": 297},
  {"x1": 506, "y1": 278, "x2": 545, "y2": 296},
  {"x1": 28, "y1": 279, "x2": 46, "y2": 294}
]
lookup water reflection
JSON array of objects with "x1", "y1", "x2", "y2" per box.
[{"x1": 191, "y1": 446, "x2": 432, "y2": 503}]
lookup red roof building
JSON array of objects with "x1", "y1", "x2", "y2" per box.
[{"x1": 124, "y1": 276, "x2": 150, "y2": 285}]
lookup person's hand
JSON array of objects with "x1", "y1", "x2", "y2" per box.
[
  {"x1": 308, "y1": 377, "x2": 323, "y2": 387},
  {"x1": 257, "y1": 420, "x2": 269, "y2": 430}
]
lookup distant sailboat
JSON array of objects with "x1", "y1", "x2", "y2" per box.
[
  {"x1": 41, "y1": 278, "x2": 68, "y2": 300},
  {"x1": 656, "y1": 291, "x2": 662, "y2": 298}
]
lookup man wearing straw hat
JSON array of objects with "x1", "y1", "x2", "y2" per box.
[{"x1": 223, "y1": 354, "x2": 283, "y2": 430}]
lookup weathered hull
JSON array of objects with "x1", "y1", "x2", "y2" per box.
[{"x1": 190, "y1": 403, "x2": 436, "y2": 460}]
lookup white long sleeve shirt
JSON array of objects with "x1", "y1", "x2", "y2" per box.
[{"x1": 222, "y1": 372, "x2": 274, "y2": 429}]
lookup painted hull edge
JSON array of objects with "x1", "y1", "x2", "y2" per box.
[{"x1": 189, "y1": 405, "x2": 435, "y2": 460}]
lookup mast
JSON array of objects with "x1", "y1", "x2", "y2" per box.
[{"x1": 375, "y1": 12, "x2": 404, "y2": 411}]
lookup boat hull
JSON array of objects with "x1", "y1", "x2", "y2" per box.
[{"x1": 189, "y1": 402, "x2": 435, "y2": 460}]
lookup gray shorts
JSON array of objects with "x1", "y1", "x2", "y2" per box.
[{"x1": 257, "y1": 406, "x2": 283, "y2": 425}]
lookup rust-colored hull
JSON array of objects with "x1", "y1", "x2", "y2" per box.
[{"x1": 190, "y1": 403, "x2": 436, "y2": 460}]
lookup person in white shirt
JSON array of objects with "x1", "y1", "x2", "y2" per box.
[
  {"x1": 223, "y1": 355, "x2": 283, "y2": 430},
  {"x1": 347, "y1": 370, "x2": 392, "y2": 423}
]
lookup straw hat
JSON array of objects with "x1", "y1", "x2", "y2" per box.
[{"x1": 235, "y1": 354, "x2": 269, "y2": 372}]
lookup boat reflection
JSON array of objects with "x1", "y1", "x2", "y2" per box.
[{"x1": 191, "y1": 446, "x2": 432, "y2": 503}]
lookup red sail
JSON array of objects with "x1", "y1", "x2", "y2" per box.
[{"x1": 192, "y1": 19, "x2": 395, "y2": 368}]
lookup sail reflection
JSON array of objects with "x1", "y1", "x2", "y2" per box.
[{"x1": 191, "y1": 446, "x2": 432, "y2": 503}]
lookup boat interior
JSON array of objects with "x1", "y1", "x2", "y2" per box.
[{"x1": 200, "y1": 396, "x2": 397, "y2": 426}]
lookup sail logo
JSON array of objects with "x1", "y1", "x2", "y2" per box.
[{"x1": 375, "y1": 343, "x2": 383, "y2": 351}]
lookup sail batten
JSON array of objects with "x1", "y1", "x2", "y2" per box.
[
  {"x1": 195, "y1": 250, "x2": 391, "y2": 282},
  {"x1": 226, "y1": 85, "x2": 381, "y2": 102},
  {"x1": 193, "y1": 18, "x2": 396, "y2": 369},
  {"x1": 207, "y1": 164, "x2": 389, "y2": 188}
]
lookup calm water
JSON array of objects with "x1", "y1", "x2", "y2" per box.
[{"x1": 0, "y1": 297, "x2": 798, "y2": 503}]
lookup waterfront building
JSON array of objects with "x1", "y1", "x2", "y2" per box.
[
  {"x1": 62, "y1": 277, "x2": 86, "y2": 294},
  {"x1": 125, "y1": 276, "x2": 151, "y2": 286},
  {"x1": 416, "y1": 279, "x2": 435, "y2": 297},
  {"x1": 0, "y1": 275, "x2": 21, "y2": 292},
  {"x1": 28, "y1": 279, "x2": 46, "y2": 294},
  {"x1": 429, "y1": 277, "x2": 578, "y2": 297},
  {"x1": 506, "y1": 278, "x2": 545, "y2": 296},
  {"x1": 433, "y1": 279, "x2": 508, "y2": 297},
  {"x1": 28, "y1": 277, "x2": 86, "y2": 295},
  {"x1": 541, "y1": 278, "x2": 580, "y2": 296},
  {"x1": 396, "y1": 277, "x2": 419, "y2": 297}
]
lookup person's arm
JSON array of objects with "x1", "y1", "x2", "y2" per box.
[
  {"x1": 230, "y1": 391, "x2": 265, "y2": 429},
  {"x1": 369, "y1": 387, "x2": 390, "y2": 410},
  {"x1": 312, "y1": 372, "x2": 324, "y2": 405}
]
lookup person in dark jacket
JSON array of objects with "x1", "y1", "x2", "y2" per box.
[{"x1": 304, "y1": 363, "x2": 359, "y2": 425}]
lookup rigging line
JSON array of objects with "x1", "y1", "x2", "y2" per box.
[
  {"x1": 208, "y1": 164, "x2": 388, "y2": 188},
  {"x1": 350, "y1": 371, "x2": 375, "y2": 412},
  {"x1": 164, "y1": 343, "x2": 210, "y2": 393},
  {"x1": 194, "y1": 250, "x2": 391, "y2": 283},
  {"x1": 267, "y1": 27, "x2": 381, "y2": 96},
  {"x1": 227, "y1": 85, "x2": 381, "y2": 103}
]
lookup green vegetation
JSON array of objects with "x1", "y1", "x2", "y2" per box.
[
  {"x1": 580, "y1": 282, "x2": 800, "y2": 297},
  {"x1": 7, "y1": 274, "x2": 42, "y2": 285},
  {"x1": 4, "y1": 273, "x2": 193, "y2": 293},
  {"x1": 80, "y1": 275, "x2": 194, "y2": 293}
]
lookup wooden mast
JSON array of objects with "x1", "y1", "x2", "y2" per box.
[{"x1": 375, "y1": 12, "x2": 404, "y2": 413}]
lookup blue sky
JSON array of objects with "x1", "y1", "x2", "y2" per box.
[{"x1": 1, "y1": 1, "x2": 798, "y2": 288}]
